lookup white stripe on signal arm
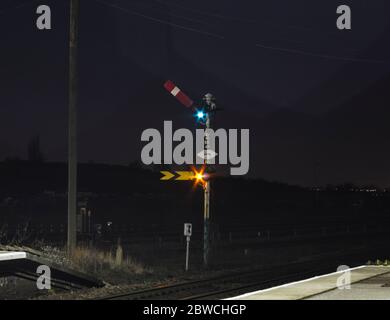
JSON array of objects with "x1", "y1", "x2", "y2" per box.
[{"x1": 171, "y1": 86, "x2": 180, "y2": 96}]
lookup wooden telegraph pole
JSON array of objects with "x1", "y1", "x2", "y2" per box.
[{"x1": 67, "y1": 0, "x2": 79, "y2": 254}]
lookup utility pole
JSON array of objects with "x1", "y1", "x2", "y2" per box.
[
  {"x1": 67, "y1": 0, "x2": 79, "y2": 254},
  {"x1": 314, "y1": 160, "x2": 320, "y2": 211},
  {"x1": 202, "y1": 93, "x2": 216, "y2": 267}
]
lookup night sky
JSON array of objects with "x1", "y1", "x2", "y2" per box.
[{"x1": 1, "y1": 0, "x2": 390, "y2": 186}]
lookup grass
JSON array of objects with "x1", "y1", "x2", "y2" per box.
[
  {"x1": 38, "y1": 244, "x2": 153, "y2": 284},
  {"x1": 69, "y1": 246, "x2": 149, "y2": 275},
  {"x1": 367, "y1": 259, "x2": 390, "y2": 266}
]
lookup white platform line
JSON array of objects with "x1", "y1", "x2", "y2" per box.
[
  {"x1": 225, "y1": 265, "x2": 366, "y2": 300},
  {"x1": 0, "y1": 251, "x2": 27, "y2": 261}
]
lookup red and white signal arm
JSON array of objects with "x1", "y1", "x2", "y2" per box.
[
  {"x1": 184, "y1": 223, "x2": 192, "y2": 237},
  {"x1": 164, "y1": 80, "x2": 194, "y2": 109}
]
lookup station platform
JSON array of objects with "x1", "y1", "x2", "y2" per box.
[
  {"x1": 0, "y1": 249, "x2": 103, "y2": 290},
  {"x1": 0, "y1": 251, "x2": 27, "y2": 261},
  {"x1": 228, "y1": 265, "x2": 390, "y2": 300}
]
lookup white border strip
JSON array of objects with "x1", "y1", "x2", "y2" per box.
[
  {"x1": 0, "y1": 251, "x2": 27, "y2": 261},
  {"x1": 225, "y1": 265, "x2": 366, "y2": 300}
]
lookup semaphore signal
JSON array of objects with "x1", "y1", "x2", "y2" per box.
[{"x1": 162, "y1": 80, "x2": 221, "y2": 267}]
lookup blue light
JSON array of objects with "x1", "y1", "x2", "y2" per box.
[{"x1": 197, "y1": 111, "x2": 205, "y2": 119}]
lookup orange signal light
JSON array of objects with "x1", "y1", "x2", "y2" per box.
[{"x1": 191, "y1": 166, "x2": 207, "y2": 187}]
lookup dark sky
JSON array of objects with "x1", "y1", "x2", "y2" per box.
[{"x1": 1, "y1": 0, "x2": 390, "y2": 186}]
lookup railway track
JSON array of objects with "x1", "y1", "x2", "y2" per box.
[{"x1": 98, "y1": 250, "x2": 369, "y2": 300}]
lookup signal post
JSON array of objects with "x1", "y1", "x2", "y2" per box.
[{"x1": 163, "y1": 81, "x2": 218, "y2": 268}]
